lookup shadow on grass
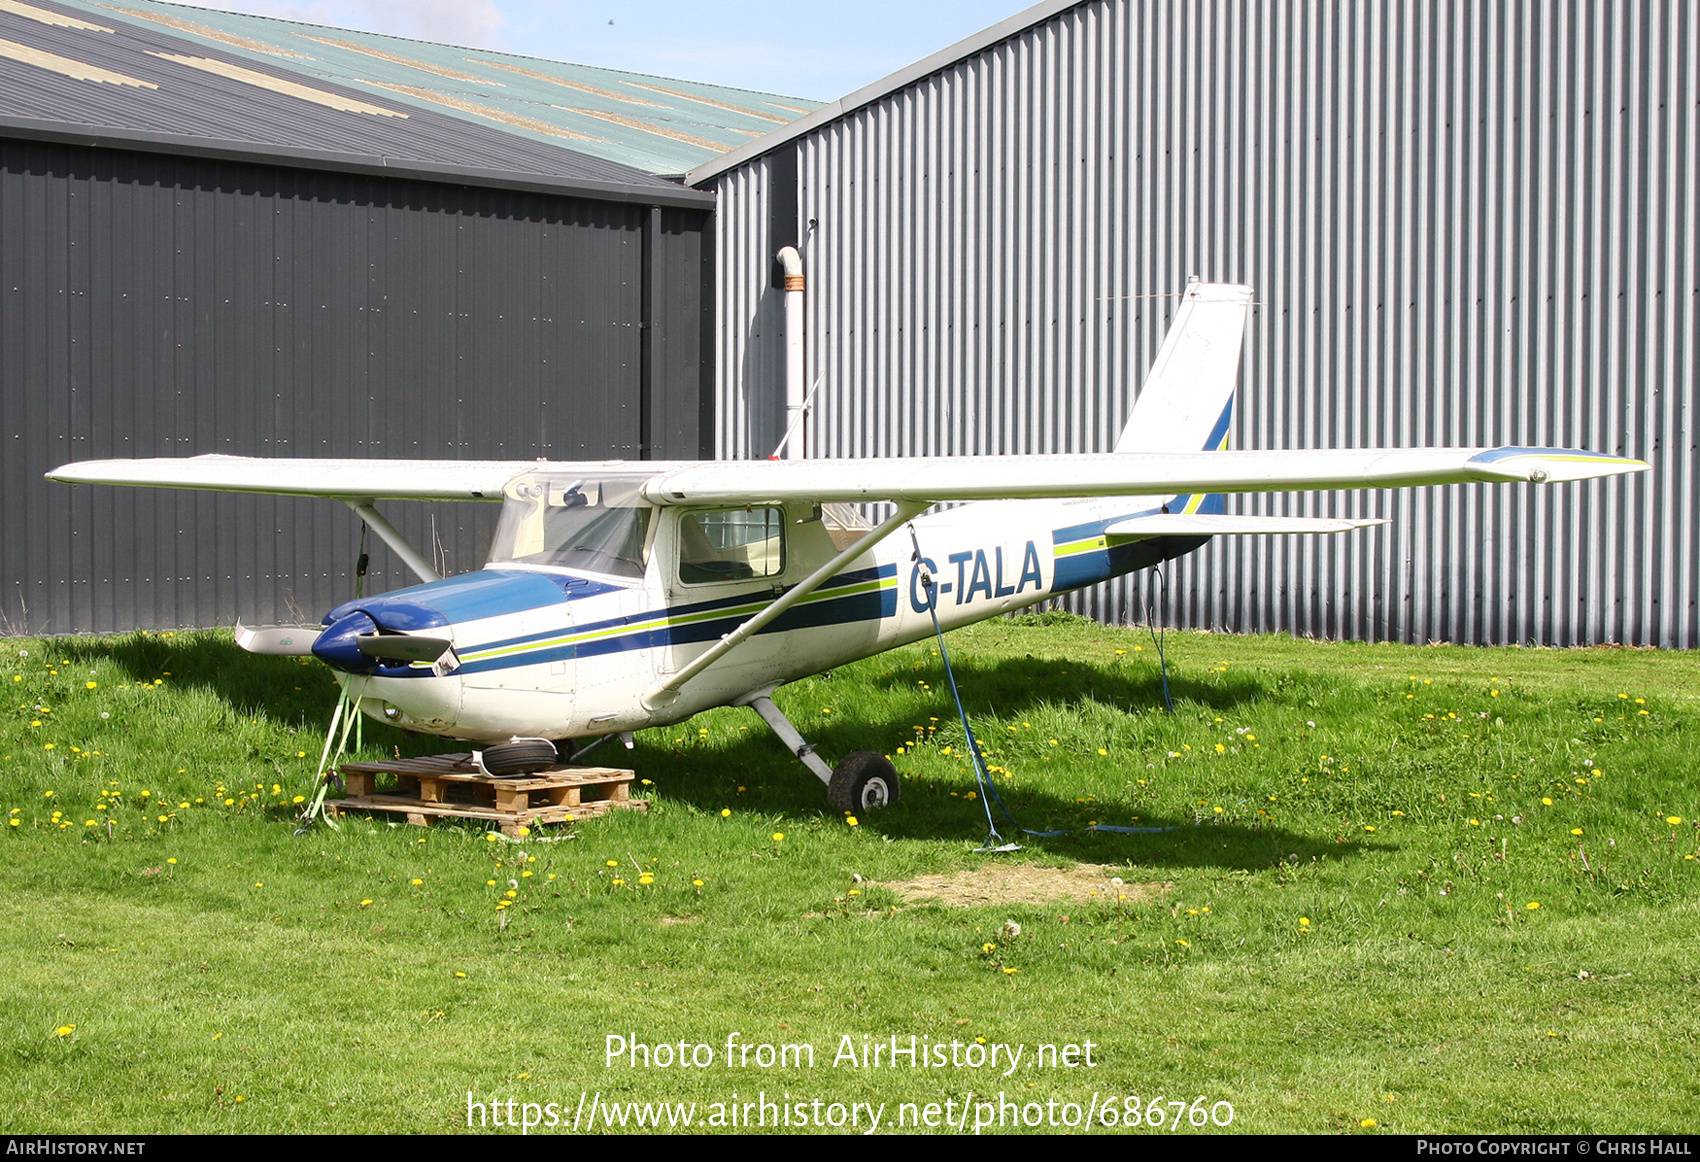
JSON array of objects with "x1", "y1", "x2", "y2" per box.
[
  {"x1": 55, "y1": 632, "x2": 446, "y2": 758},
  {"x1": 633, "y1": 730, "x2": 1374, "y2": 872},
  {"x1": 868, "y1": 653, "x2": 1273, "y2": 719},
  {"x1": 59, "y1": 631, "x2": 1370, "y2": 870}
]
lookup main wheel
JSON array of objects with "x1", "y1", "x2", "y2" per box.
[
  {"x1": 482, "y1": 739, "x2": 558, "y2": 776},
  {"x1": 827, "y1": 751, "x2": 900, "y2": 813}
]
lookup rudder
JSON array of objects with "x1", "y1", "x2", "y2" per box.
[{"x1": 1114, "y1": 277, "x2": 1254, "y2": 455}]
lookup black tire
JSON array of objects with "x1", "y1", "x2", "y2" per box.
[
  {"x1": 482, "y1": 739, "x2": 559, "y2": 777},
  {"x1": 827, "y1": 751, "x2": 900, "y2": 813}
]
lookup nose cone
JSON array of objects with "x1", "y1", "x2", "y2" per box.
[
  {"x1": 313, "y1": 592, "x2": 454, "y2": 675},
  {"x1": 312, "y1": 609, "x2": 379, "y2": 674}
]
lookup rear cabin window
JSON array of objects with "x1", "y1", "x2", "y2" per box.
[{"x1": 678, "y1": 508, "x2": 786, "y2": 584}]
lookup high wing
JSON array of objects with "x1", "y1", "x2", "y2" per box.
[
  {"x1": 46, "y1": 455, "x2": 576, "y2": 500},
  {"x1": 48, "y1": 445, "x2": 1647, "y2": 506},
  {"x1": 638, "y1": 447, "x2": 1646, "y2": 504}
]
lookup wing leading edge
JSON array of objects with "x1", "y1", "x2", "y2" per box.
[{"x1": 48, "y1": 445, "x2": 1646, "y2": 507}]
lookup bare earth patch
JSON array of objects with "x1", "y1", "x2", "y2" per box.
[{"x1": 880, "y1": 864, "x2": 1171, "y2": 907}]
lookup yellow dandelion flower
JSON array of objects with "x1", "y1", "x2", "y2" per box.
[
  {"x1": 1571, "y1": 828, "x2": 1583, "y2": 836},
  {"x1": 720, "y1": 808, "x2": 731, "y2": 817},
  {"x1": 1526, "y1": 902, "x2": 1540, "y2": 910},
  {"x1": 55, "y1": 1025, "x2": 75, "y2": 1037},
  {"x1": 410, "y1": 878, "x2": 423, "y2": 885},
  {"x1": 1667, "y1": 816, "x2": 1684, "y2": 826},
  {"x1": 359, "y1": 899, "x2": 372, "y2": 907},
  {"x1": 1361, "y1": 1119, "x2": 1377, "y2": 1128},
  {"x1": 1299, "y1": 917, "x2": 1310, "y2": 926},
  {"x1": 846, "y1": 816, "x2": 859, "y2": 827},
  {"x1": 692, "y1": 878, "x2": 704, "y2": 887},
  {"x1": 1176, "y1": 940, "x2": 1189, "y2": 947},
  {"x1": 454, "y1": 972, "x2": 467, "y2": 978},
  {"x1": 772, "y1": 831, "x2": 785, "y2": 842}
]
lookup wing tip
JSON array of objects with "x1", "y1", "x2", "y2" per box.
[{"x1": 1468, "y1": 447, "x2": 1651, "y2": 483}]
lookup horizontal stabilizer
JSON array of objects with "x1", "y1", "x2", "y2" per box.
[
  {"x1": 234, "y1": 622, "x2": 321, "y2": 656},
  {"x1": 1105, "y1": 514, "x2": 1390, "y2": 539}
]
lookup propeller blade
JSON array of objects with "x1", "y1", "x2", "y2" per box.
[
  {"x1": 235, "y1": 622, "x2": 322, "y2": 656},
  {"x1": 354, "y1": 633, "x2": 454, "y2": 664}
]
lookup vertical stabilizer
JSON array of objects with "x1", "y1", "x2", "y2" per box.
[{"x1": 1114, "y1": 278, "x2": 1254, "y2": 454}]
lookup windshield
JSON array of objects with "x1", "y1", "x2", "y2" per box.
[{"x1": 486, "y1": 471, "x2": 653, "y2": 580}]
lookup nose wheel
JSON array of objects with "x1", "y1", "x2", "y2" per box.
[{"x1": 479, "y1": 738, "x2": 559, "y2": 776}]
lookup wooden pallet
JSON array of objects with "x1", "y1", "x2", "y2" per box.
[{"x1": 324, "y1": 753, "x2": 645, "y2": 836}]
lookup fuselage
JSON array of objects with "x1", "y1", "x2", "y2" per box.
[{"x1": 315, "y1": 485, "x2": 1213, "y2": 744}]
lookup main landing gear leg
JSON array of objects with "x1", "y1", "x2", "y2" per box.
[
  {"x1": 741, "y1": 693, "x2": 834, "y2": 785},
  {"x1": 739, "y1": 690, "x2": 902, "y2": 812}
]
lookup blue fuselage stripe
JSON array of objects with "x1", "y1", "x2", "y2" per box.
[{"x1": 450, "y1": 565, "x2": 897, "y2": 675}]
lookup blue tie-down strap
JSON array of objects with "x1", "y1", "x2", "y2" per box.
[{"x1": 907, "y1": 531, "x2": 1179, "y2": 851}]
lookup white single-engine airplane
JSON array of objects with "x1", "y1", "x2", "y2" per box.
[{"x1": 49, "y1": 282, "x2": 1648, "y2": 812}]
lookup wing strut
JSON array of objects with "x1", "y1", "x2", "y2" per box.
[
  {"x1": 345, "y1": 501, "x2": 440, "y2": 584},
  {"x1": 643, "y1": 500, "x2": 930, "y2": 708}
]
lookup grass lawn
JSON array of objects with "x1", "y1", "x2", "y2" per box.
[{"x1": 1, "y1": 620, "x2": 1696, "y2": 1135}]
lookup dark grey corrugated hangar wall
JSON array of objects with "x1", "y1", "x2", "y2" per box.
[{"x1": 0, "y1": 137, "x2": 709, "y2": 634}]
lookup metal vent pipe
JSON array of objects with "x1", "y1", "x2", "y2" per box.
[{"x1": 776, "y1": 245, "x2": 806, "y2": 459}]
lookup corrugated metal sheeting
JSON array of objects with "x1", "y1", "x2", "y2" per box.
[
  {"x1": 703, "y1": 0, "x2": 1698, "y2": 647},
  {"x1": 1, "y1": 138, "x2": 707, "y2": 634}
]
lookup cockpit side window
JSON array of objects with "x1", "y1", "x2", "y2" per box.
[{"x1": 677, "y1": 507, "x2": 786, "y2": 584}]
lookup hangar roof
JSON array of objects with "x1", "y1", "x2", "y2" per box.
[
  {"x1": 0, "y1": 0, "x2": 820, "y2": 203},
  {"x1": 684, "y1": 0, "x2": 1078, "y2": 186}
]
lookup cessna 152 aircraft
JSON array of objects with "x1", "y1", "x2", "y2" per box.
[{"x1": 48, "y1": 281, "x2": 1648, "y2": 813}]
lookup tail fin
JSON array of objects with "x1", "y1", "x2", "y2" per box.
[{"x1": 1114, "y1": 278, "x2": 1253, "y2": 454}]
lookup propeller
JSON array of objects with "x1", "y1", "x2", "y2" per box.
[
  {"x1": 354, "y1": 633, "x2": 455, "y2": 666},
  {"x1": 234, "y1": 621, "x2": 322, "y2": 656}
]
